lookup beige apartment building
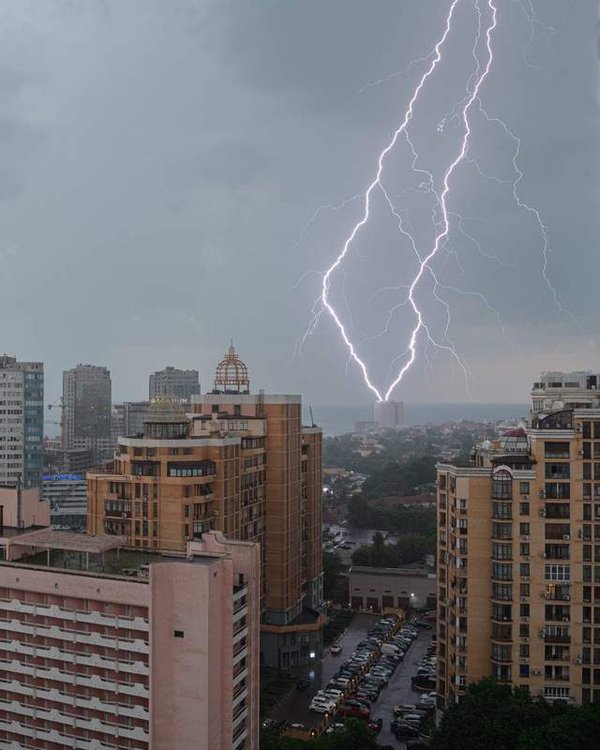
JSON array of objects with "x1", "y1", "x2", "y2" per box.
[
  {"x1": 437, "y1": 370, "x2": 600, "y2": 708},
  {"x1": 87, "y1": 346, "x2": 324, "y2": 668}
]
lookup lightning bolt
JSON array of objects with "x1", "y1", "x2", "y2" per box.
[
  {"x1": 300, "y1": 0, "x2": 568, "y2": 403},
  {"x1": 320, "y1": 0, "x2": 463, "y2": 402}
]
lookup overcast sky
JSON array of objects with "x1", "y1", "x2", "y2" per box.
[{"x1": 0, "y1": 0, "x2": 597, "y2": 407}]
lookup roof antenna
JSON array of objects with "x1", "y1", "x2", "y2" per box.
[{"x1": 309, "y1": 406, "x2": 316, "y2": 428}]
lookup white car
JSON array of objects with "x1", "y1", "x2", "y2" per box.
[
  {"x1": 310, "y1": 701, "x2": 336, "y2": 714},
  {"x1": 330, "y1": 644, "x2": 343, "y2": 655}
]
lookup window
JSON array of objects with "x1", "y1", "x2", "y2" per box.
[
  {"x1": 492, "y1": 583, "x2": 512, "y2": 600},
  {"x1": 492, "y1": 563, "x2": 513, "y2": 580},
  {"x1": 520, "y1": 502, "x2": 530, "y2": 516},
  {"x1": 520, "y1": 583, "x2": 530, "y2": 597},
  {"x1": 520, "y1": 563, "x2": 531, "y2": 576},
  {"x1": 520, "y1": 543, "x2": 530, "y2": 556},
  {"x1": 545, "y1": 564, "x2": 571, "y2": 581},
  {"x1": 520, "y1": 481, "x2": 530, "y2": 495},
  {"x1": 545, "y1": 442, "x2": 570, "y2": 459},
  {"x1": 492, "y1": 522, "x2": 512, "y2": 539},
  {"x1": 492, "y1": 469, "x2": 513, "y2": 499},
  {"x1": 545, "y1": 463, "x2": 570, "y2": 479},
  {"x1": 545, "y1": 483, "x2": 571, "y2": 500},
  {"x1": 520, "y1": 523, "x2": 530, "y2": 535},
  {"x1": 492, "y1": 543, "x2": 512, "y2": 560},
  {"x1": 174, "y1": 630, "x2": 184, "y2": 638}
]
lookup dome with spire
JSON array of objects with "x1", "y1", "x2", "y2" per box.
[{"x1": 213, "y1": 343, "x2": 250, "y2": 394}]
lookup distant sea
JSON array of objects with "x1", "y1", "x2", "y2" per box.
[{"x1": 306, "y1": 403, "x2": 529, "y2": 437}]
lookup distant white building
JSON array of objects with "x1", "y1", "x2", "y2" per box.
[{"x1": 373, "y1": 400, "x2": 404, "y2": 430}]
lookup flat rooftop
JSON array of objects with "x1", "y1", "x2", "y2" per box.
[{"x1": 15, "y1": 547, "x2": 168, "y2": 579}]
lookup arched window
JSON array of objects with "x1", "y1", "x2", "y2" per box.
[{"x1": 492, "y1": 469, "x2": 513, "y2": 500}]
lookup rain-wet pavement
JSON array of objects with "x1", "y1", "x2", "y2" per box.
[{"x1": 269, "y1": 612, "x2": 434, "y2": 746}]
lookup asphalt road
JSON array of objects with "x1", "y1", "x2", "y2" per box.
[
  {"x1": 371, "y1": 630, "x2": 432, "y2": 747},
  {"x1": 268, "y1": 613, "x2": 434, "y2": 746}
]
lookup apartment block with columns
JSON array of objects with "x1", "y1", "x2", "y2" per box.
[
  {"x1": 0, "y1": 480, "x2": 259, "y2": 750},
  {"x1": 86, "y1": 346, "x2": 324, "y2": 668},
  {"x1": 437, "y1": 370, "x2": 600, "y2": 708}
]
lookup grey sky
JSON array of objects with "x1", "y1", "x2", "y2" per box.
[{"x1": 0, "y1": 0, "x2": 596, "y2": 407}]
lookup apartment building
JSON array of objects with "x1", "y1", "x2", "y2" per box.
[
  {"x1": 0, "y1": 355, "x2": 44, "y2": 489},
  {"x1": 0, "y1": 485, "x2": 259, "y2": 750},
  {"x1": 149, "y1": 367, "x2": 200, "y2": 402},
  {"x1": 437, "y1": 370, "x2": 600, "y2": 708},
  {"x1": 87, "y1": 346, "x2": 324, "y2": 668},
  {"x1": 62, "y1": 365, "x2": 112, "y2": 463}
]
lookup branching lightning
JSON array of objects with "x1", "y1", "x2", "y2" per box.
[{"x1": 297, "y1": 0, "x2": 568, "y2": 402}]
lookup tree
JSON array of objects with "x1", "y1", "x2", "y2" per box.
[
  {"x1": 323, "y1": 551, "x2": 346, "y2": 602},
  {"x1": 429, "y1": 678, "x2": 600, "y2": 750}
]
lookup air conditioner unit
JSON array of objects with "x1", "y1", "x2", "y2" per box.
[
  {"x1": 563, "y1": 534, "x2": 570, "y2": 540},
  {"x1": 522, "y1": 616, "x2": 530, "y2": 623},
  {"x1": 539, "y1": 629, "x2": 546, "y2": 637},
  {"x1": 576, "y1": 425, "x2": 582, "y2": 433},
  {"x1": 539, "y1": 510, "x2": 546, "y2": 517},
  {"x1": 521, "y1": 535, "x2": 530, "y2": 542},
  {"x1": 579, "y1": 530, "x2": 584, "y2": 539},
  {"x1": 521, "y1": 576, "x2": 530, "y2": 582},
  {"x1": 576, "y1": 657, "x2": 582, "y2": 664},
  {"x1": 525, "y1": 556, "x2": 531, "y2": 561},
  {"x1": 565, "y1": 595, "x2": 571, "y2": 600},
  {"x1": 539, "y1": 490, "x2": 546, "y2": 499},
  {"x1": 522, "y1": 637, "x2": 530, "y2": 642},
  {"x1": 532, "y1": 668, "x2": 543, "y2": 675},
  {"x1": 521, "y1": 597, "x2": 528, "y2": 602},
  {"x1": 562, "y1": 617, "x2": 569, "y2": 622}
]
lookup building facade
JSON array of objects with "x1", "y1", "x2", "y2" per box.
[
  {"x1": 0, "y1": 483, "x2": 259, "y2": 750},
  {"x1": 349, "y1": 566, "x2": 436, "y2": 612},
  {"x1": 0, "y1": 355, "x2": 43, "y2": 489},
  {"x1": 149, "y1": 367, "x2": 200, "y2": 402},
  {"x1": 436, "y1": 370, "x2": 600, "y2": 709},
  {"x1": 87, "y1": 347, "x2": 324, "y2": 668},
  {"x1": 62, "y1": 365, "x2": 112, "y2": 463},
  {"x1": 42, "y1": 473, "x2": 87, "y2": 530}
]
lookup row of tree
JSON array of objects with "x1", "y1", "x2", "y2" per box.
[
  {"x1": 261, "y1": 719, "x2": 388, "y2": 750},
  {"x1": 351, "y1": 530, "x2": 434, "y2": 567},
  {"x1": 347, "y1": 495, "x2": 436, "y2": 535},
  {"x1": 431, "y1": 678, "x2": 600, "y2": 749}
]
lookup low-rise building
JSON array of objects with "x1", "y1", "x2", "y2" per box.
[{"x1": 348, "y1": 566, "x2": 436, "y2": 611}]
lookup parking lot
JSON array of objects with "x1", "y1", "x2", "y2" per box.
[{"x1": 268, "y1": 612, "x2": 435, "y2": 745}]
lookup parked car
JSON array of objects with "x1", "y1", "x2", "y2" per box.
[
  {"x1": 367, "y1": 718, "x2": 383, "y2": 733},
  {"x1": 338, "y1": 704, "x2": 370, "y2": 719},
  {"x1": 330, "y1": 644, "x2": 343, "y2": 655},
  {"x1": 392, "y1": 722, "x2": 420, "y2": 740},
  {"x1": 261, "y1": 719, "x2": 277, "y2": 730},
  {"x1": 296, "y1": 679, "x2": 310, "y2": 691}
]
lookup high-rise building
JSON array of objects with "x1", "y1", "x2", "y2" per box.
[
  {"x1": 373, "y1": 400, "x2": 404, "y2": 430},
  {"x1": 436, "y1": 370, "x2": 600, "y2": 708},
  {"x1": 0, "y1": 355, "x2": 43, "y2": 488},
  {"x1": 87, "y1": 345, "x2": 324, "y2": 668},
  {"x1": 62, "y1": 364, "x2": 112, "y2": 463},
  {"x1": 0, "y1": 486, "x2": 260, "y2": 750},
  {"x1": 149, "y1": 366, "x2": 200, "y2": 402}
]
